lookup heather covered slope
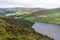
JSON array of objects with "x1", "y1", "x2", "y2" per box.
[
  {"x1": 0, "y1": 17, "x2": 53, "y2": 40},
  {"x1": 0, "y1": 16, "x2": 34, "y2": 28}
]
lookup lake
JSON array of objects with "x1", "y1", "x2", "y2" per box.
[{"x1": 32, "y1": 22, "x2": 60, "y2": 40}]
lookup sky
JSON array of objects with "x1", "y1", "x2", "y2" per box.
[{"x1": 0, "y1": 0, "x2": 60, "y2": 9}]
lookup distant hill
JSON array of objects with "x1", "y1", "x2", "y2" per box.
[
  {"x1": 0, "y1": 7, "x2": 22, "y2": 14},
  {"x1": 0, "y1": 7, "x2": 45, "y2": 15},
  {"x1": 24, "y1": 8, "x2": 60, "y2": 24},
  {"x1": 5, "y1": 7, "x2": 60, "y2": 24},
  {"x1": 0, "y1": 17, "x2": 53, "y2": 40},
  {"x1": 1, "y1": 7, "x2": 60, "y2": 24}
]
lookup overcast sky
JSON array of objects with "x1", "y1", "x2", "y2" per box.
[{"x1": 0, "y1": 0, "x2": 60, "y2": 9}]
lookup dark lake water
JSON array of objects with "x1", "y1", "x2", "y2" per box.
[{"x1": 32, "y1": 22, "x2": 60, "y2": 40}]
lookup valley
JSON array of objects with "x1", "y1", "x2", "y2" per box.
[{"x1": 0, "y1": 7, "x2": 60, "y2": 40}]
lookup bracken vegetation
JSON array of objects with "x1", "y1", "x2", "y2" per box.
[{"x1": 0, "y1": 17, "x2": 54, "y2": 40}]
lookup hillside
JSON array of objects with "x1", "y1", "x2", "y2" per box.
[
  {"x1": 24, "y1": 8, "x2": 60, "y2": 24},
  {"x1": 0, "y1": 17, "x2": 34, "y2": 28},
  {"x1": 8, "y1": 8, "x2": 60, "y2": 24},
  {"x1": 0, "y1": 7, "x2": 45, "y2": 15},
  {"x1": 0, "y1": 17, "x2": 53, "y2": 40},
  {"x1": 5, "y1": 7, "x2": 60, "y2": 24}
]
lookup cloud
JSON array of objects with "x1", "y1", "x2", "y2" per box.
[{"x1": 0, "y1": 0, "x2": 60, "y2": 8}]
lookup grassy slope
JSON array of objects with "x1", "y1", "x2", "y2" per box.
[{"x1": 0, "y1": 17, "x2": 53, "y2": 40}]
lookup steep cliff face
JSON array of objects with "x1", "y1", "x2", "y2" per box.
[{"x1": 0, "y1": 17, "x2": 54, "y2": 40}]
